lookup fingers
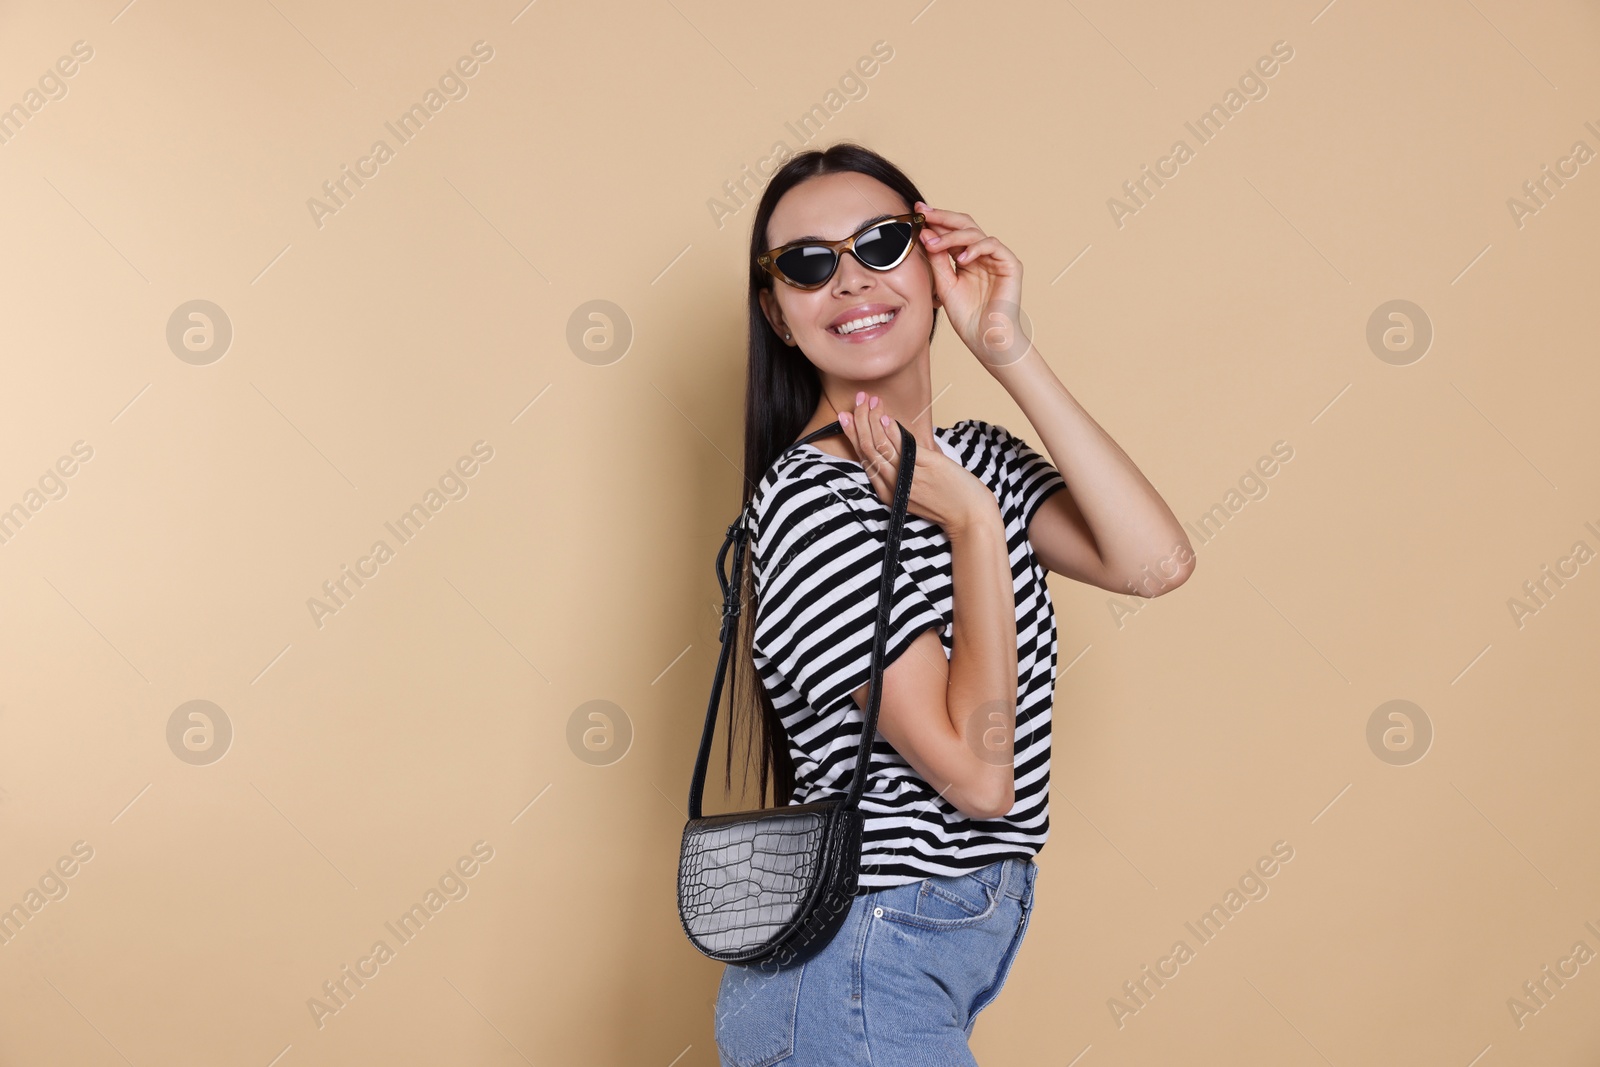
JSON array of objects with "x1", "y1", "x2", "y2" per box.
[
  {"x1": 921, "y1": 236, "x2": 958, "y2": 295},
  {"x1": 953, "y1": 235, "x2": 1014, "y2": 267},
  {"x1": 872, "y1": 410, "x2": 901, "y2": 478},
  {"x1": 841, "y1": 391, "x2": 899, "y2": 501},
  {"x1": 922, "y1": 225, "x2": 986, "y2": 258},
  {"x1": 841, "y1": 392, "x2": 878, "y2": 486},
  {"x1": 914, "y1": 200, "x2": 980, "y2": 232},
  {"x1": 923, "y1": 223, "x2": 1009, "y2": 289},
  {"x1": 852, "y1": 391, "x2": 877, "y2": 461},
  {"x1": 860, "y1": 394, "x2": 893, "y2": 485}
]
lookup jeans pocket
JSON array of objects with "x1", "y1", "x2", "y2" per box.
[
  {"x1": 714, "y1": 959, "x2": 805, "y2": 1067},
  {"x1": 878, "y1": 870, "x2": 1001, "y2": 930}
]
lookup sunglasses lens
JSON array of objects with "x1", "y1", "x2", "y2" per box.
[
  {"x1": 854, "y1": 221, "x2": 914, "y2": 268},
  {"x1": 775, "y1": 246, "x2": 838, "y2": 288}
]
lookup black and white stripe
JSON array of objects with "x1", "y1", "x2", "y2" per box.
[{"x1": 748, "y1": 419, "x2": 1067, "y2": 889}]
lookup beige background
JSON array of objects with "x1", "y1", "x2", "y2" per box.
[{"x1": 1, "y1": 0, "x2": 1597, "y2": 1063}]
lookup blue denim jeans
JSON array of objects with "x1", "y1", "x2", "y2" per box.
[{"x1": 713, "y1": 856, "x2": 1039, "y2": 1066}]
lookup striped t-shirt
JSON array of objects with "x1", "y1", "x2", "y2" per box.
[{"x1": 748, "y1": 419, "x2": 1067, "y2": 889}]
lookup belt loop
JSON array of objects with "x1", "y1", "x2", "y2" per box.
[{"x1": 994, "y1": 857, "x2": 1036, "y2": 902}]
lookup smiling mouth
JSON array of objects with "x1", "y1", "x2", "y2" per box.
[{"x1": 830, "y1": 309, "x2": 899, "y2": 336}]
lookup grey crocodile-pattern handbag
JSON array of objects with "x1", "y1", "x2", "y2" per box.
[{"x1": 676, "y1": 419, "x2": 916, "y2": 969}]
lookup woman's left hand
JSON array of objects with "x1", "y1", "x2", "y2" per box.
[{"x1": 915, "y1": 200, "x2": 1031, "y2": 368}]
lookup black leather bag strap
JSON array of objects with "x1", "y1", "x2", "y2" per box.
[{"x1": 685, "y1": 419, "x2": 917, "y2": 819}]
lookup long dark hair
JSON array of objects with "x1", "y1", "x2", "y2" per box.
[{"x1": 723, "y1": 141, "x2": 938, "y2": 808}]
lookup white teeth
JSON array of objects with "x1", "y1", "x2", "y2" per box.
[{"x1": 833, "y1": 310, "x2": 895, "y2": 335}]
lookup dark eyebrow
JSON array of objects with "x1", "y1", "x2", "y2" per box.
[{"x1": 783, "y1": 213, "x2": 896, "y2": 245}]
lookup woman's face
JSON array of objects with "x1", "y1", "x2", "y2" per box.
[{"x1": 757, "y1": 172, "x2": 936, "y2": 382}]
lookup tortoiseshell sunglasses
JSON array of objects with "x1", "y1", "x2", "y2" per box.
[{"x1": 757, "y1": 212, "x2": 926, "y2": 291}]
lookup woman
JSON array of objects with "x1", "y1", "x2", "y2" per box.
[{"x1": 713, "y1": 142, "x2": 1194, "y2": 1066}]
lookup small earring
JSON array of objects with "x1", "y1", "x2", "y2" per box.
[{"x1": 784, "y1": 332, "x2": 791, "y2": 341}]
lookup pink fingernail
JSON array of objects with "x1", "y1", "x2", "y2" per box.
[
  {"x1": 880, "y1": 414, "x2": 890, "y2": 427},
  {"x1": 839, "y1": 412, "x2": 851, "y2": 427}
]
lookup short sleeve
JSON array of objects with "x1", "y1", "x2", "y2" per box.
[
  {"x1": 750, "y1": 468, "x2": 945, "y2": 720},
  {"x1": 997, "y1": 424, "x2": 1067, "y2": 528}
]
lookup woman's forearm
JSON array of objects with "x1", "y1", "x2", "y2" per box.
[
  {"x1": 991, "y1": 347, "x2": 1194, "y2": 587},
  {"x1": 942, "y1": 499, "x2": 1019, "y2": 817}
]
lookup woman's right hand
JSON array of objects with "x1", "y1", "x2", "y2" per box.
[{"x1": 838, "y1": 392, "x2": 998, "y2": 537}]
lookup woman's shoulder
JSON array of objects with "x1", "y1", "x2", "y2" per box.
[
  {"x1": 748, "y1": 448, "x2": 869, "y2": 547},
  {"x1": 939, "y1": 418, "x2": 1029, "y2": 475},
  {"x1": 944, "y1": 417, "x2": 1015, "y2": 448},
  {"x1": 755, "y1": 444, "x2": 852, "y2": 501}
]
